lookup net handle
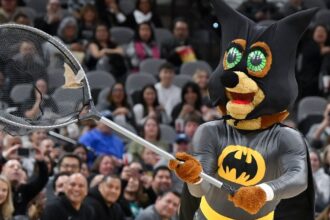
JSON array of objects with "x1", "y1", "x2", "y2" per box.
[{"x1": 99, "y1": 116, "x2": 226, "y2": 190}]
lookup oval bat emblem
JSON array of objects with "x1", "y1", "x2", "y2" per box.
[{"x1": 218, "y1": 145, "x2": 266, "y2": 186}]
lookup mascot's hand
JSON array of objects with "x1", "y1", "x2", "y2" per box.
[
  {"x1": 228, "y1": 186, "x2": 266, "y2": 215},
  {"x1": 168, "y1": 152, "x2": 202, "y2": 184}
]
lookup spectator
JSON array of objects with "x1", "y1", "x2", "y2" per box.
[
  {"x1": 155, "y1": 63, "x2": 181, "y2": 118},
  {"x1": 2, "y1": 134, "x2": 22, "y2": 160},
  {"x1": 280, "y1": 0, "x2": 305, "y2": 17},
  {"x1": 161, "y1": 18, "x2": 197, "y2": 68},
  {"x1": 95, "y1": 0, "x2": 127, "y2": 28},
  {"x1": 306, "y1": 103, "x2": 330, "y2": 149},
  {"x1": 133, "y1": 85, "x2": 170, "y2": 126},
  {"x1": 237, "y1": 0, "x2": 279, "y2": 22},
  {"x1": 78, "y1": 4, "x2": 99, "y2": 45},
  {"x1": 182, "y1": 112, "x2": 203, "y2": 143},
  {"x1": 5, "y1": 41, "x2": 46, "y2": 90},
  {"x1": 125, "y1": 0, "x2": 162, "y2": 30},
  {"x1": 119, "y1": 169, "x2": 149, "y2": 218},
  {"x1": 34, "y1": 0, "x2": 64, "y2": 36},
  {"x1": 56, "y1": 16, "x2": 85, "y2": 53},
  {"x1": 1, "y1": 150, "x2": 48, "y2": 216},
  {"x1": 140, "y1": 147, "x2": 160, "y2": 171},
  {"x1": 90, "y1": 155, "x2": 115, "y2": 178},
  {"x1": 72, "y1": 144, "x2": 88, "y2": 163},
  {"x1": 0, "y1": 175, "x2": 14, "y2": 220},
  {"x1": 0, "y1": 71, "x2": 11, "y2": 107},
  {"x1": 39, "y1": 138, "x2": 56, "y2": 160},
  {"x1": 171, "y1": 82, "x2": 202, "y2": 124},
  {"x1": 135, "y1": 190, "x2": 180, "y2": 220},
  {"x1": 296, "y1": 24, "x2": 330, "y2": 99},
  {"x1": 26, "y1": 129, "x2": 47, "y2": 149},
  {"x1": 323, "y1": 145, "x2": 330, "y2": 175},
  {"x1": 67, "y1": 0, "x2": 89, "y2": 18},
  {"x1": 41, "y1": 173, "x2": 94, "y2": 220},
  {"x1": 23, "y1": 79, "x2": 58, "y2": 120},
  {"x1": 145, "y1": 166, "x2": 172, "y2": 204},
  {"x1": 13, "y1": 12, "x2": 31, "y2": 26},
  {"x1": 80, "y1": 162, "x2": 90, "y2": 178},
  {"x1": 310, "y1": 150, "x2": 330, "y2": 212},
  {"x1": 0, "y1": 0, "x2": 23, "y2": 23},
  {"x1": 86, "y1": 175, "x2": 125, "y2": 220},
  {"x1": 78, "y1": 113, "x2": 125, "y2": 159},
  {"x1": 84, "y1": 23, "x2": 126, "y2": 80},
  {"x1": 57, "y1": 154, "x2": 82, "y2": 175},
  {"x1": 126, "y1": 22, "x2": 160, "y2": 72},
  {"x1": 96, "y1": 84, "x2": 136, "y2": 127},
  {"x1": 192, "y1": 68, "x2": 209, "y2": 103},
  {"x1": 127, "y1": 117, "x2": 168, "y2": 163},
  {"x1": 52, "y1": 172, "x2": 70, "y2": 196}
]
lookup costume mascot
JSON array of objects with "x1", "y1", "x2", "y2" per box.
[{"x1": 169, "y1": 0, "x2": 317, "y2": 219}]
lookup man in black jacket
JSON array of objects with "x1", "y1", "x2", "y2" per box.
[
  {"x1": 86, "y1": 175, "x2": 125, "y2": 220},
  {"x1": 41, "y1": 173, "x2": 94, "y2": 220}
]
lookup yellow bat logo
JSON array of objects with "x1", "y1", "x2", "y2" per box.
[{"x1": 218, "y1": 145, "x2": 266, "y2": 186}]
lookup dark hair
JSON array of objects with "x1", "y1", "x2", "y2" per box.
[
  {"x1": 80, "y1": 3, "x2": 98, "y2": 22},
  {"x1": 91, "y1": 155, "x2": 114, "y2": 174},
  {"x1": 57, "y1": 153, "x2": 82, "y2": 170},
  {"x1": 101, "y1": 174, "x2": 121, "y2": 183},
  {"x1": 106, "y1": 82, "x2": 130, "y2": 110},
  {"x1": 134, "y1": 21, "x2": 156, "y2": 44},
  {"x1": 181, "y1": 82, "x2": 202, "y2": 110},
  {"x1": 135, "y1": 0, "x2": 153, "y2": 11},
  {"x1": 152, "y1": 165, "x2": 171, "y2": 178},
  {"x1": 157, "y1": 189, "x2": 181, "y2": 199},
  {"x1": 158, "y1": 62, "x2": 174, "y2": 73},
  {"x1": 140, "y1": 84, "x2": 160, "y2": 117},
  {"x1": 183, "y1": 112, "x2": 203, "y2": 125},
  {"x1": 140, "y1": 116, "x2": 161, "y2": 140},
  {"x1": 172, "y1": 17, "x2": 188, "y2": 30},
  {"x1": 52, "y1": 172, "x2": 70, "y2": 191}
]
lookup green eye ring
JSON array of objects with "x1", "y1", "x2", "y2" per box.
[
  {"x1": 224, "y1": 46, "x2": 243, "y2": 70},
  {"x1": 247, "y1": 50, "x2": 267, "y2": 73}
]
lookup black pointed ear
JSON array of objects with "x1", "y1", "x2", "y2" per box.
[
  {"x1": 211, "y1": 0, "x2": 253, "y2": 54},
  {"x1": 275, "y1": 8, "x2": 318, "y2": 47}
]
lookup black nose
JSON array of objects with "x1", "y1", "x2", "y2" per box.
[{"x1": 221, "y1": 71, "x2": 239, "y2": 88}]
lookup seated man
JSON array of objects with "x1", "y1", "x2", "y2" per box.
[
  {"x1": 41, "y1": 173, "x2": 94, "y2": 220},
  {"x1": 135, "y1": 190, "x2": 180, "y2": 220},
  {"x1": 86, "y1": 175, "x2": 125, "y2": 220}
]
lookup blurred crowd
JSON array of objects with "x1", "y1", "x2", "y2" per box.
[{"x1": 0, "y1": 0, "x2": 328, "y2": 219}]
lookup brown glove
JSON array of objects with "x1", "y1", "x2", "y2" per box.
[
  {"x1": 168, "y1": 152, "x2": 202, "y2": 184},
  {"x1": 228, "y1": 186, "x2": 266, "y2": 215}
]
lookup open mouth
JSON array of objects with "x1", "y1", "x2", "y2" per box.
[{"x1": 228, "y1": 92, "x2": 255, "y2": 104}]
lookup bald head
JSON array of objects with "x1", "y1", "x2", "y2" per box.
[{"x1": 65, "y1": 173, "x2": 88, "y2": 210}]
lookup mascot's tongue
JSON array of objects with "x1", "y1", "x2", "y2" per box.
[{"x1": 230, "y1": 92, "x2": 255, "y2": 104}]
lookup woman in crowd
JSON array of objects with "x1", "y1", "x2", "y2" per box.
[
  {"x1": 171, "y1": 82, "x2": 202, "y2": 124},
  {"x1": 193, "y1": 69, "x2": 209, "y2": 103},
  {"x1": 133, "y1": 84, "x2": 169, "y2": 126},
  {"x1": 127, "y1": 117, "x2": 168, "y2": 162},
  {"x1": 296, "y1": 24, "x2": 330, "y2": 99},
  {"x1": 0, "y1": 176, "x2": 14, "y2": 220},
  {"x1": 125, "y1": 0, "x2": 162, "y2": 29},
  {"x1": 57, "y1": 16, "x2": 85, "y2": 53},
  {"x1": 96, "y1": 83, "x2": 135, "y2": 127},
  {"x1": 310, "y1": 150, "x2": 330, "y2": 213},
  {"x1": 78, "y1": 4, "x2": 99, "y2": 45},
  {"x1": 84, "y1": 23, "x2": 127, "y2": 79},
  {"x1": 90, "y1": 155, "x2": 115, "y2": 179},
  {"x1": 126, "y1": 22, "x2": 160, "y2": 71},
  {"x1": 95, "y1": 0, "x2": 127, "y2": 28}
]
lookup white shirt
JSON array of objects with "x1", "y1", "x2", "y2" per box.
[{"x1": 155, "y1": 83, "x2": 181, "y2": 118}]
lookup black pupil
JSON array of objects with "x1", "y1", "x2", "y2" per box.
[
  {"x1": 251, "y1": 55, "x2": 262, "y2": 66},
  {"x1": 228, "y1": 52, "x2": 237, "y2": 63}
]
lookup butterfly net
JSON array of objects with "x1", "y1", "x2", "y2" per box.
[{"x1": 0, "y1": 24, "x2": 91, "y2": 135}]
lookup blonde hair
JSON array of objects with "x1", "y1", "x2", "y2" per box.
[{"x1": 0, "y1": 176, "x2": 14, "y2": 220}]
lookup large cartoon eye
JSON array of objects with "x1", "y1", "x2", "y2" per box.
[
  {"x1": 224, "y1": 46, "x2": 243, "y2": 70},
  {"x1": 247, "y1": 50, "x2": 267, "y2": 72},
  {"x1": 246, "y1": 42, "x2": 272, "y2": 78}
]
